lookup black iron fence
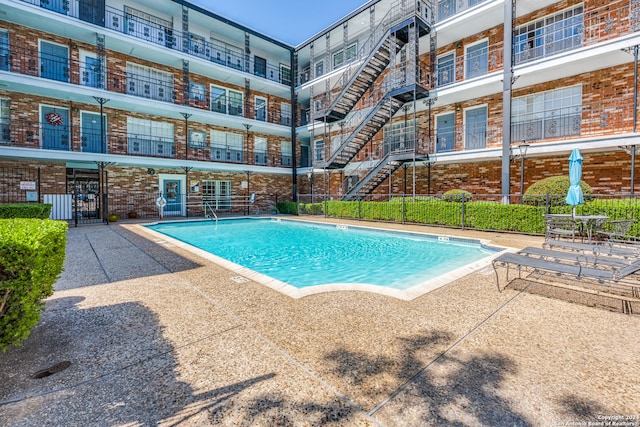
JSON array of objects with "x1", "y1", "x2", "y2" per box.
[{"x1": 294, "y1": 193, "x2": 640, "y2": 238}]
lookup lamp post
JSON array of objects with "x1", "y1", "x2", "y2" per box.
[
  {"x1": 180, "y1": 113, "x2": 192, "y2": 160},
  {"x1": 307, "y1": 170, "x2": 314, "y2": 209},
  {"x1": 425, "y1": 152, "x2": 437, "y2": 195},
  {"x1": 518, "y1": 140, "x2": 529, "y2": 204}
]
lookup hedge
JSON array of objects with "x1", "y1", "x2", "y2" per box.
[
  {"x1": 0, "y1": 204, "x2": 52, "y2": 219},
  {"x1": 0, "y1": 219, "x2": 68, "y2": 352}
]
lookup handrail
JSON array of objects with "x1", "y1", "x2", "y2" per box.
[
  {"x1": 318, "y1": 0, "x2": 431, "y2": 116},
  {"x1": 204, "y1": 202, "x2": 218, "y2": 222}
]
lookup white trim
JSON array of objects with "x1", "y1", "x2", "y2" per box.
[
  {"x1": 254, "y1": 95, "x2": 267, "y2": 121},
  {"x1": 436, "y1": 50, "x2": 456, "y2": 87},
  {"x1": 38, "y1": 38, "x2": 69, "y2": 82}
]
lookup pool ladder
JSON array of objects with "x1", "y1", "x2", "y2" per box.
[{"x1": 204, "y1": 202, "x2": 218, "y2": 223}]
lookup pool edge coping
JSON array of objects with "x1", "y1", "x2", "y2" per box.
[{"x1": 128, "y1": 217, "x2": 514, "y2": 301}]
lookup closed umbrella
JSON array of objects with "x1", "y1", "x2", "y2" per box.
[{"x1": 565, "y1": 148, "x2": 584, "y2": 216}]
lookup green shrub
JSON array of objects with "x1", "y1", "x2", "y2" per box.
[
  {"x1": 0, "y1": 219, "x2": 68, "y2": 352},
  {"x1": 276, "y1": 201, "x2": 299, "y2": 215},
  {"x1": 523, "y1": 176, "x2": 592, "y2": 206},
  {"x1": 442, "y1": 189, "x2": 472, "y2": 202},
  {"x1": 0, "y1": 204, "x2": 52, "y2": 219}
]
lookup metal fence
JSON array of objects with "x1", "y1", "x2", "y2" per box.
[{"x1": 294, "y1": 193, "x2": 640, "y2": 237}]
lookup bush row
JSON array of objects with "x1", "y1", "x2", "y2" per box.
[
  {"x1": 0, "y1": 204, "x2": 52, "y2": 219},
  {"x1": 0, "y1": 219, "x2": 68, "y2": 352},
  {"x1": 284, "y1": 198, "x2": 639, "y2": 237}
]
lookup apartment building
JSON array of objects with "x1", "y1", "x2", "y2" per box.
[
  {"x1": 296, "y1": 0, "x2": 640, "y2": 200},
  {"x1": 0, "y1": 0, "x2": 295, "y2": 221},
  {"x1": 1, "y1": 0, "x2": 639, "y2": 221}
]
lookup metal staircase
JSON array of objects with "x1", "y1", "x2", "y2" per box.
[
  {"x1": 317, "y1": 1, "x2": 432, "y2": 123},
  {"x1": 323, "y1": 93, "x2": 405, "y2": 169},
  {"x1": 343, "y1": 151, "x2": 425, "y2": 200}
]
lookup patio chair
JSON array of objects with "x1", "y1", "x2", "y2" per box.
[
  {"x1": 597, "y1": 219, "x2": 634, "y2": 243},
  {"x1": 544, "y1": 214, "x2": 576, "y2": 241},
  {"x1": 492, "y1": 251, "x2": 640, "y2": 291}
]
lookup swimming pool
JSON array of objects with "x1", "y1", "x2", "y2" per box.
[{"x1": 144, "y1": 218, "x2": 504, "y2": 300}]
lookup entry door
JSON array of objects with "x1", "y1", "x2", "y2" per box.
[
  {"x1": 465, "y1": 107, "x2": 487, "y2": 150},
  {"x1": 436, "y1": 113, "x2": 455, "y2": 152},
  {"x1": 41, "y1": 106, "x2": 70, "y2": 150},
  {"x1": 83, "y1": 56, "x2": 102, "y2": 88},
  {"x1": 163, "y1": 179, "x2": 182, "y2": 216},
  {"x1": 81, "y1": 112, "x2": 105, "y2": 153},
  {"x1": 79, "y1": 0, "x2": 105, "y2": 26},
  {"x1": 40, "y1": 0, "x2": 68, "y2": 14},
  {"x1": 40, "y1": 41, "x2": 69, "y2": 82}
]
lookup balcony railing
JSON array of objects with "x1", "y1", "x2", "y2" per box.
[
  {"x1": 15, "y1": 0, "x2": 291, "y2": 86},
  {"x1": 1, "y1": 42, "x2": 290, "y2": 127},
  {"x1": 436, "y1": 40, "x2": 504, "y2": 88},
  {"x1": 436, "y1": 0, "x2": 489, "y2": 22},
  {"x1": 0, "y1": 118, "x2": 295, "y2": 166}
]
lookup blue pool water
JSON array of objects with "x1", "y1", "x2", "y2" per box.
[{"x1": 147, "y1": 219, "x2": 497, "y2": 290}]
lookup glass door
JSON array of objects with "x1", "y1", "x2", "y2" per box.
[{"x1": 163, "y1": 179, "x2": 182, "y2": 216}]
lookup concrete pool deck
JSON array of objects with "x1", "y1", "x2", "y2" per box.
[{"x1": 1, "y1": 218, "x2": 639, "y2": 425}]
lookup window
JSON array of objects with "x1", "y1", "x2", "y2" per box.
[
  {"x1": 126, "y1": 63, "x2": 173, "y2": 102},
  {"x1": 124, "y1": 6, "x2": 173, "y2": 48},
  {"x1": 228, "y1": 90, "x2": 243, "y2": 116},
  {"x1": 254, "y1": 56, "x2": 266, "y2": 78},
  {"x1": 384, "y1": 120, "x2": 416, "y2": 155},
  {"x1": 314, "y1": 60, "x2": 324, "y2": 78},
  {"x1": 280, "y1": 64, "x2": 291, "y2": 86},
  {"x1": 438, "y1": 0, "x2": 456, "y2": 20},
  {"x1": 210, "y1": 130, "x2": 244, "y2": 162},
  {"x1": 333, "y1": 43, "x2": 357, "y2": 69},
  {"x1": 436, "y1": 113, "x2": 455, "y2": 152},
  {"x1": 203, "y1": 180, "x2": 231, "y2": 210},
  {"x1": 189, "y1": 130, "x2": 206, "y2": 149},
  {"x1": 210, "y1": 85, "x2": 227, "y2": 113},
  {"x1": 0, "y1": 98, "x2": 9, "y2": 143},
  {"x1": 280, "y1": 141, "x2": 292, "y2": 166},
  {"x1": 514, "y1": 5, "x2": 584, "y2": 64},
  {"x1": 189, "y1": 82, "x2": 205, "y2": 102},
  {"x1": 255, "y1": 97, "x2": 267, "y2": 121},
  {"x1": 464, "y1": 106, "x2": 487, "y2": 150},
  {"x1": 0, "y1": 30, "x2": 8, "y2": 72},
  {"x1": 127, "y1": 117, "x2": 174, "y2": 156},
  {"x1": 314, "y1": 139, "x2": 324, "y2": 162},
  {"x1": 189, "y1": 33, "x2": 206, "y2": 58},
  {"x1": 281, "y1": 102, "x2": 291, "y2": 126},
  {"x1": 512, "y1": 85, "x2": 582, "y2": 141},
  {"x1": 465, "y1": 40, "x2": 488, "y2": 80},
  {"x1": 210, "y1": 85, "x2": 243, "y2": 116},
  {"x1": 254, "y1": 136, "x2": 267, "y2": 165},
  {"x1": 436, "y1": 52, "x2": 455, "y2": 87}
]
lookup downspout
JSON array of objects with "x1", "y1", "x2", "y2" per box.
[{"x1": 501, "y1": 0, "x2": 515, "y2": 204}]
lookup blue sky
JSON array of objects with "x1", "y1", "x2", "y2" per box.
[{"x1": 189, "y1": 0, "x2": 369, "y2": 46}]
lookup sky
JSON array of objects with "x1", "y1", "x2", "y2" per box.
[{"x1": 189, "y1": 0, "x2": 370, "y2": 46}]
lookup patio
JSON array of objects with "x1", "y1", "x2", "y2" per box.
[{"x1": 0, "y1": 219, "x2": 638, "y2": 425}]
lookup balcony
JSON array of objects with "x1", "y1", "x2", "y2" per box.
[
  {"x1": 0, "y1": 41, "x2": 292, "y2": 128},
  {"x1": 13, "y1": 0, "x2": 291, "y2": 86},
  {"x1": 0, "y1": 118, "x2": 292, "y2": 166}
]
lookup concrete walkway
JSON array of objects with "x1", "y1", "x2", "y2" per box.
[{"x1": 1, "y1": 219, "x2": 639, "y2": 426}]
